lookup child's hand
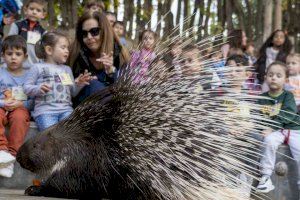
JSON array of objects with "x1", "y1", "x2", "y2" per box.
[
  {"x1": 4, "y1": 100, "x2": 23, "y2": 111},
  {"x1": 75, "y1": 70, "x2": 97, "y2": 86},
  {"x1": 40, "y1": 84, "x2": 52, "y2": 94}
]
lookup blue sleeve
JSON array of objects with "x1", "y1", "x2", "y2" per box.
[{"x1": 23, "y1": 65, "x2": 43, "y2": 97}]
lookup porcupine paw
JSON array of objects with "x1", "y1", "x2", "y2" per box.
[{"x1": 25, "y1": 185, "x2": 43, "y2": 196}]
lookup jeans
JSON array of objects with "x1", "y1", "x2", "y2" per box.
[{"x1": 34, "y1": 111, "x2": 73, "y2": 132}]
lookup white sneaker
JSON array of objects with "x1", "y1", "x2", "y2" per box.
[
  {"x1": 0, "y1": 163, "x2": 14, "y2": 178},
  {"x1": 256, "y1": 175, "x2": 275, "y2": 193},
  {"x1": 0, "y1": 150, "x2": 15, "y2": 167}
]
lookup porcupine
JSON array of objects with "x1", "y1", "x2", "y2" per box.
[{"x1": 16, "y1": 35, "x2": 270, "y2": 200}]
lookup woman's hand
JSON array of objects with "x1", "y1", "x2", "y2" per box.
[
  {"x1": 96, "y1": 51, "x2": 115, "y2": 74},
  {"x1": 75, "y1": 70, "x2": 97, "y2": 86}
]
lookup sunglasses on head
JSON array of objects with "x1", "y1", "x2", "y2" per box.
[{"x1": 82, "y1": 27, "x2": 100, "y2": 38}]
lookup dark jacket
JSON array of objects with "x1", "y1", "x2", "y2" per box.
[
  {"x1": 15, "y1": 19, "x2": 45, "y2": 40},
  {"x1": 71, "y1": 42, "x2": 124, "y2": 107},
  {"x1": 255, "y1": 50, "x2": 288, "y2": 84}
]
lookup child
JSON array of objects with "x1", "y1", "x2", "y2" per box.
[
  {"x1": 24, "y1": 31, "x2": 95, "y2": 132},
  {"x1": 113, "y1": 21, "x2": 127, "y2": 46},
  {"x1": 256, "y1": 61, "x2": 300, "y2": 193},
  {"x1": 8, "y1": 0, "x2": 47, "y2": 67},
  {"x1": 130, "y1": 30, "x2": 158, "y2": 83},
  {"x1": 0, "y1": 35, "x2": 31, "y2": 178},
  {"x1": 226, "y1": 54, "x2": 260, "y2": 93},
  {"x1": 84, "y1": 0, "x2": 105, "y2": 14},
  {"x1": 285, "y1": 53, "x2": 300, "y2": 111},
  {"x1": 255, "y1": 30, "x2": 292, "y2": 89}
]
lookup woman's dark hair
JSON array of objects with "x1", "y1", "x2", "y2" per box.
[
  {"x1": 228, "y1": 29, "x2": 244, "y2": 49},
  {"x1": 258, "y1": 30, "x2": 292, "y2": 58},
  {"x1": 35, "y1": 31, "x2": 68, "y2": 59},
  {"x1": 266, "y1": 61, "x2": 289, "y2": 78},
  {"x1": 2, "y1": 35, "x2": 27, "y2": 54},
  {"x1": 138, "y1": 29, "x2": 159, "y2": 48}
]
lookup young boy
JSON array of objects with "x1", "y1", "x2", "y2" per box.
[
  {"x1": 225, "y1": 54, "x2": 260, "y2": 93},
  {"x1": 285, "y1": 53, "x2": 300, "y2": 111},
  {"x1": 0, "y1": 35, "x2": 31, "y2": 178},
  {"x1": 256, "y1": 61, "x2": 300, "y2": 193},
  {"x1": 113, "y1": 21, "x2": 127, "y2": 46},
  {"x1": 8, "y1": 0, "x2": 47, "y2": 67}
]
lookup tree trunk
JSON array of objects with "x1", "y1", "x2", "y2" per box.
[
  {"x1": 245, "y1": 0, "x2": 253, "y2": 40},
  {"x1": 190, "y1": 0, "x2": 199, "y2": 29},
  {"x1": 176, "y1": 0, "x2": 182, "y2": 26},
  {"x1": 263, "y1": 0, "x2": 273, "y2": 41},
  {"x1": 124, "y1": 0, "x2": 134, "y2": 38},
  {"x1": 135, "y1": 0, "x2": 142, "y2": 40},
  {"x1": 143, "y1": 0, "x2": 153, "y2": 29},
  {"x1": 203, "y1": 0, "x2": 212, "y2": 37},
  {"x1": 232, "y1": 0, "x2": 245, "y2": 31},
  {"x1": 197, "y1": 0, "x2": 204, "y2": 41},
  {"x1": 47, "y1": 0, "x2": 56, "y2": 28},
  {"x1": 255, "y1": 0, "x2": 264, "y2": 43},
  {"x1": 163, "y1": 0, "x2": 174, "y2": 38},
  {"x1": 156, "y1": 0, "x2": 163, "y2": 35},
  {"x1": 183, "y1": 0, "x2": 190, "y2": 34},
  {"x1": 225, "y1": 0, "x2": 234, "y2": 31},
  {"x1": 274, "y1": 0, "x2": 282, "y2": 30}
]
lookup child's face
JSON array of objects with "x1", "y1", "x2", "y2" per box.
[
  {"x1": 182, "y1": 49, "x2": 202, "y2": 75},
  {"x1": 142, "y1": 32, "x2": 155, "y2": 50},
  {"x1": 227, "y1": 60, "x2": 247, "y2": 83},
  {"x1": 266, "y1": 64, "x2": 287, "y2": 91},
  {"x1": 272, "y1": 31, "x2": 285, "y2": 47},
  {"x1": 287, "y1": 56, "x2": 300, "y2": 76},
  {"x1": 24, "y1": 2, "x2": 45, "y2": 22},
  {"x1": 3, "y1": 47, "x2": 26, "y2": 71},
  {"x1": 113, "y1": 23, "x2": 124, "y2": 37},
  {"x1": 49, "y1": 37, "x2": 70, "y2": 64},
  {"x1": 89, "y1": 5, "x2": 101, "y2": 14}
]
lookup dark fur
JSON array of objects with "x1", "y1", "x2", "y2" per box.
[{"x1": 17, "y1": 88, "x2": 160, "y2": 200}]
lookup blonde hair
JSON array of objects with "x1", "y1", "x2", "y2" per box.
[{"x1": 287, "y1": 53, "x2": 300, "y2": 61}]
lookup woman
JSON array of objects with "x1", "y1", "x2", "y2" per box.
[{"x1": 68, "y1": 11, "x2": 130, "y2": 107}]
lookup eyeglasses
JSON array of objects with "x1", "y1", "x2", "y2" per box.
[{"x1": 82, "y1": 27, "x2": 100, "y2": 38}]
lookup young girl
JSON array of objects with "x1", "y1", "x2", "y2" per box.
[
  {"x1": 130, "y1": 30, "x2": 158, "y2": 82},
  {"x1": 256, "y1": 61, "x2": 300, "y2": 193},
  {"x1": 255, "y1": 30, "x2": 292, "y2": 88},
  {"x1": 285, "y1": 53, "x2": 300, "y2": 111},
  {"x1": 24, "y1": 31, "x2": 95, "y2": 131}
]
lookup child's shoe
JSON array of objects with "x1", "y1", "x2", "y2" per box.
[
  {"x1": 0, "y1": 150, "x2": 15, "y2": 167},
  {"x1": 0, "y1": 163, "x2": 14, "y2": 178},
  {"x1": 256, "y1": 175, "x2": 275, "y2": 193}
]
